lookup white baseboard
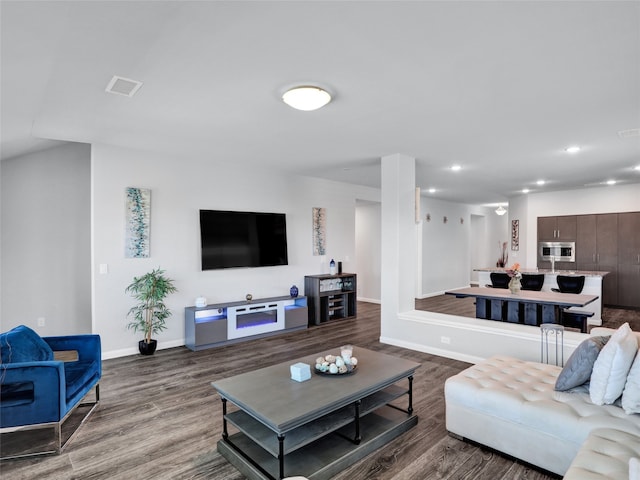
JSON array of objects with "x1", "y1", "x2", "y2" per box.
[
  {"x1": 102, "y1": 338, "x2": 185, "y2": 360},
  {"x1": 357, "y1": 296, "x2": 381, "y2": 304},
  {"x1": 380, "y1": 335, "x2": 484, "y2": 364}
]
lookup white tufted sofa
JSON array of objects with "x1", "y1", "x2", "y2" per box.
[{"x1": 445, "y1": 353, "x2": 640, "y2": 478}]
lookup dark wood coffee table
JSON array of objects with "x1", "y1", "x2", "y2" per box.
[{"x1": 212, "y1": 346, "x2": 420, "y2": 480}]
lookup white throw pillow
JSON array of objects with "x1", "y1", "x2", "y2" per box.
[
  {"x1": 590, "y1": 323, "x2": 638, "y2": 405},
  {"x1": 630, "y1": 457, "x2": 640, "y2": 480},
  {"x1": 622, "y1": 351, "x2": 640, "y2": 414}
]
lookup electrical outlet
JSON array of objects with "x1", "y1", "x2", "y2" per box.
[
  {"x1": 37, "y1": 317, "x2": 46, "y2": 327},
  {"x1": 440, "y1": 336, "x2": 451, "y2": 345}
]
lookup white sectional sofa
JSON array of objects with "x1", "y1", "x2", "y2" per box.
[{"x1": 444, "y1": 326, "x2": 640, "y2": 479}]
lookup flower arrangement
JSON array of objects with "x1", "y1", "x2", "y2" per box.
[
  {"x1": 505, "y1": 262, "x2": 522, "y2": 279},
  {"x1": 497, "y1": 241, "x2": 508, "y2": 267}
]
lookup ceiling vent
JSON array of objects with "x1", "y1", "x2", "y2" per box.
[
  {"x1": 618, "y1": 128, "x2": 640, "y2": 139},
  {"x1": 105, "y1": 75, "x2": 143, "y2": 97}
]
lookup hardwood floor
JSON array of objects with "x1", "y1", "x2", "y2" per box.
[{"x1": 2, "y1": 302, "x2": 562, "y2": 480}]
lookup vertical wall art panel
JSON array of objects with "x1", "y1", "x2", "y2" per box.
[
  {"x1": 312, "y1": 207, "x2": 326, "y2": 256},
  {"x1": 511, "y1": 219, "x2": 520, "y2": 251},
  {"x1": 125, "y1": 187, "x2": 151, "y2": 258}
]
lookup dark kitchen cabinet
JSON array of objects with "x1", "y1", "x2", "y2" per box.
[
  {"x1": 538, "y1": 216, "x2": 576, "y2": 241},
  {"x1": 618, "y1": 212, "x2": 640, "y2": 308},
  {"x1": 576, "y1": 214, "x2": 618, "y2": 305},
  {"x1": 537, "y1": 215, "x2": 577, "y2": 270}
]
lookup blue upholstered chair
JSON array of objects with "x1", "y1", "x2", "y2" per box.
[{"x1": 0, "y1": 325, "x2": 101, "y2": 459}]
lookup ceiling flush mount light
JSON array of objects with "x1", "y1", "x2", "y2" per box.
[
  {"x1": 606, "y1": 179, "x2": 617, "y2": 185},
  {"x1": 522, "y1": 188, "x2": 530, "y2": 194},
  {"x1": 634, "y1": 165, "x2": 640, "y2": 171},
  {"x1": 536, "y1": 179, "x2": 545, "y2": 186},
  {"x1": 451, "y1": 164, "x2": 462, "y2": 171},
  {"x1": 428, "y1": 188, "x2": 436, "y2": 193},
  {"x1": 495, "y1": 205, "x2": 507, "y2": 216},
  {"x1": 565, "y1": 145, "x2": 581, "y2": 154},
  {"x1": 282, "y1": 86, "x2": 331, "y2": 111}
]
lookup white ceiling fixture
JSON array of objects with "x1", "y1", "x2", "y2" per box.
[
  {"x1": 536, "y1": 179, "x2": 545, "y2": 185},
  {"x1": 451, "y1": 164, "x2": 462, "y2": 171},
  {"x1": 618, "y1": 128, "x2": 640, "y2": 138},
  {"x1": 428, "y1": 188, "x2": 436, "y2": 193},
  {"x1": 634, "y1": 165, "x2": 640, "y2": 171},
  {"x1": 105, "y1": 75, "x2": 143, "y2": 97},
  {"x1": 606, "y1": 179, "x2": 617, "y2": 185},
  {"x1": 522, "y1": 188, "x2": 530, "y2": 193},
  {"x1": 495, "y1": 205, "x2": 507, "y2": 216},
  {"x1": 282, "y1": 86, "x2": 331, "y2": 111},
  {"x1": 565, "y1": 145, "x2": 581, "y2": 154}
]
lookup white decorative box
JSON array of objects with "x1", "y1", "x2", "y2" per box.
[{"x1": 290, "y1": 362, "x2": 311, "y2": 382}]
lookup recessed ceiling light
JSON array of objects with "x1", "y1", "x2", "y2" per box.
[
  {"x1": 634, "y1": 165, "x2": 640, "y2": 171},
  {"x1": 536, "y1": 180, "x2": 545, "y2": 186},
  {"x1": 522, "y1": 188, "x2": 530, "y2": 194},
  {"x1": 606, "y1": 179, "x2": 616, "y2": 185},
  {"x1": 428, "y1": 188, "x2": 436, "y2": 193},
  {"x1": 282, "y1": 86, "x2": 331, "y2": 111},
  {"x1": 565, "y1": 145, "x2": 581, "y2": 154},
  {"x1": 451, "y1": 164, "x2": 462, "y2": 171},
  {"x1": 105, "y1": 75, "x2": 143, "y2": 97}
]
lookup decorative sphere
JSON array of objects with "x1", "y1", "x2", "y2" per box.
[
  {"x1": 329, "y1": 363, "x2": 339, "y2": 374},
  {"x1": 351, "y1": 357, "x2": 358, "y2": 366},
  {"x1": 335, "y1": 357, "x2": 345, "y2": 368}
]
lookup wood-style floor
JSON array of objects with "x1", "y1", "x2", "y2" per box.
[{"x1": 1, "y1": 300, "x2": 569, "y2": 480}]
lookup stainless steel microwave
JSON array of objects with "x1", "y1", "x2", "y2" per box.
[{"x1": 539, "y1": 242, "x2": 575, "y2": 262}]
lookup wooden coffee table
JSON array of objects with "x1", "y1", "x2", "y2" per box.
[{"x1": 212, "y1": 347, "x2": 420, "y2": 480}]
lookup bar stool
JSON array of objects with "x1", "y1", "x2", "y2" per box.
[{"x1": 552, "y1": 275, "x2": 591, "y2": 332}]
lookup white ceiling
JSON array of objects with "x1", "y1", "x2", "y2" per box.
[{"x1": 1, "y1": 1, "x2": 639, "y2": 205}]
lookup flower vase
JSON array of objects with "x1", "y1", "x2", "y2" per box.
[{"x1": 509, "y1": 277, "x2": 521, "y2": 294}]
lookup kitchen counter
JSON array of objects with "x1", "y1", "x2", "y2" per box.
[
  {"x1": 474, "y1": 268, "x2": 608, "y2": 277},
  {"x1": 474, "y1": 269, "x2": 605, "y2": 325}
]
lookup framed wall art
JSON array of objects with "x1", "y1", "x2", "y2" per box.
[
  {"x1": 125, "y1": 187, "x2": 151, "y2": 258},
  {"x1": 511, "y1": 219, "x2": 520, "y2": 251}
]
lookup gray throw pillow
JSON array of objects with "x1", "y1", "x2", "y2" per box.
[{"x1": 555, "y1": 336, "x2": 610, "y2": 391}]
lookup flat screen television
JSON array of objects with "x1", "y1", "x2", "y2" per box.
[{"x1": 199, "y1": 210, "x2": 288, "y2": 270}]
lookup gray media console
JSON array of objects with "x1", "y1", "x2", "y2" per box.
[{"x1": 185, "y1": 295, "x2": 308, "y2": 351}]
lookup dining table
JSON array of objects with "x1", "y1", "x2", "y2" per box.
[{"x1": 444, "y1": 286, "x2": 599, "y2": 326}]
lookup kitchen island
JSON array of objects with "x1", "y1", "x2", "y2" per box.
[{"x1": 475, "y1": 269, "x2": 607, "y2": 325}]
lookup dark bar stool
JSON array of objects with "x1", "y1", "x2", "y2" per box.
[
  {"x1": 552, "y1": 275, "x2": 590, "y2": 332},
  {"x1": 487, "y1": 273, "x2": 510, "y2": 321},
  {"x1": 518, "y1": 274, "x2": 546, "y2": 325},
  {"x1": 521, "y1": 274, "x2": 545, "y2": 291},
  {"x1": 488, "y1": 272, "x2": 510, "y2": 289}
]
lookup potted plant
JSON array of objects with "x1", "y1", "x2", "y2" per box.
[{"x1": 125, "y1": 267, "x2": 177, "y2": 355}]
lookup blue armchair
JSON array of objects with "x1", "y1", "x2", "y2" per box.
[{"x1": 0, "y1": 325, "x2": 101, "y2": 459}]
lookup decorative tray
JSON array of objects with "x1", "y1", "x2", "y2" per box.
[
  {"x1": 313, "y1": 352, "x2": 358, "y2": 376},
  {"x1": 315, "y1": 365, "x2": 357, "y2": 376}
]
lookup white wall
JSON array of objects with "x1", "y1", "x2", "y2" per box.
[
  {"x1": 1, "y1": 143, "x2": 92, "y2": 334},
  {"x1": 91, "y1": 143, "x2": 380, "y2": 357},
  {"x1": 420, "y1": 198, "x2": 508, "y2": 296},
  {"x1": 355, "y1": 201, "x2": 381, "y2": 302}
]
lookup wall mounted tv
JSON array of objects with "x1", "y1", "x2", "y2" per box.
[{"x1": 199, "y1": 210, "x2": 289, "y2": 270}]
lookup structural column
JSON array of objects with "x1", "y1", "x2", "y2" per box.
[{"x1": 380, "y1": 153, "x2": 417, "y2": 338}]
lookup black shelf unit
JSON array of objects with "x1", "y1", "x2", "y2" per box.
[{"x1": 304, "y1": 273, "x2": 357, "y2": 325}]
